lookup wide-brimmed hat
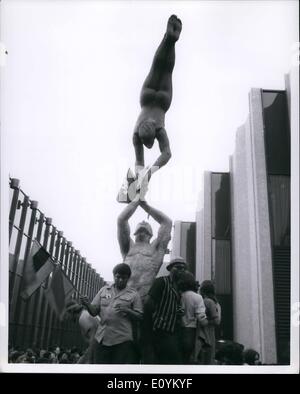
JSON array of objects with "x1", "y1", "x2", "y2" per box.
[
  {"x1": 133, "y1": 221, "x2": 153, "y2": 237},
  {"x1": 166, "y1": 256, "x2": 186, "y2": 271}
]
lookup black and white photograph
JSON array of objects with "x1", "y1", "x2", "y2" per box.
[{"x1": 0, "y1": 0, "x2": 299, "y2": 375}]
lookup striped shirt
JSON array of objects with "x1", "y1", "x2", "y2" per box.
[{"x1": 148, "y1": 276, "x2": 181, "y2": 333}]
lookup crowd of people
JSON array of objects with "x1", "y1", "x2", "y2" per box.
[
  {"x1": 9, "y1": 259, "x2": 261, "y2": 366},
  {"x1": 8, "y1": 343, "x2": 261, "y2": 365},
  {"x1": 9, "y1": 346, "x2": 83, "y2": 364}
]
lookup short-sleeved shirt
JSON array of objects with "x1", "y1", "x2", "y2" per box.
[
  {"x1": 181, "y1": 291, "x2": 207, "y2": 328},
  {"x1": 204, "y1": 298, "x2": 221, "y2": 325},
  {"x1": 91, "y1": 284, "x2": 143, "y2": 346},
  {"x1": 198, "y1": 298, "x2": 221, "y2": 347}
]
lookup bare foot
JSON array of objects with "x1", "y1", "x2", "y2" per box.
[{"x1": 166, "y1": 15, "x2": 182, "y2": 42}]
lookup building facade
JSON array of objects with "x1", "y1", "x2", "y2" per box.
[{"x1": 171, "y1": 221, "x2": 196, "y2": 275}]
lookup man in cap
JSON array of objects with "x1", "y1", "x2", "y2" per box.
[
  {"x1": 117, "y1": 194, "x2": 172, "y2": 304},
  {"x1": 143, "y1": 256, "x2": 187, "y2": 364}
]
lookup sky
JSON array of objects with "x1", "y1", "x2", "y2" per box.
[{"x1": 1, "y1": 0, "x2": 298, "y2": 282}]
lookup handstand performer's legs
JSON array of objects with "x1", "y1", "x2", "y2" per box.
[{"x1": 140, "y1": 15, "x2": 182, "y2": 110}]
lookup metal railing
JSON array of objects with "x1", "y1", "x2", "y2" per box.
[{"x1": 8, "y1": 178, "x2": 106, "y2": 351}]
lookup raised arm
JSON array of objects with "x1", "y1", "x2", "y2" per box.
[
  {"x1": 80, "y1": 296, "x2": 100, "y2": 317},
  {"x1": 151, "y1": 128, "x2": 172, "y2": 175},
  {"x1": 117, "y1": 197, "x2": 140, "y2": 258},
  {"x1": 139, "y1": 200, "x2": 172, "y2": 249},
  {"x1": 133, "y1": 132, "x2": 145, "y2": 175}
]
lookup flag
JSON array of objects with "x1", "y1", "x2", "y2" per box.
[
  {"x1": 20, "y1": 240, "x2": 55, "y2": 300},
  {"x1": 45, "y1": 265, "x2": 75, "y2": 321}
]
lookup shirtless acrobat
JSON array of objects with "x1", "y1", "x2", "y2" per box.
[{"x1": 133, "y1": 15, "x2": 182, "y2": 183}]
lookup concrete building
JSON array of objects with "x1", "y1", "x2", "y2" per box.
[{"x1": 171, "y1": 221, "x2": 196, "y2": 275}]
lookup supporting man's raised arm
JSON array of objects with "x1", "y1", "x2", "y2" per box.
[{"x1": 117, "y1": 196, "x2": 140, "y2": 258}]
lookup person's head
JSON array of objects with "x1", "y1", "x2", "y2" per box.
[
  {"x1": 200, "y1": 280, "x2": 216, "y2": 299},
  {"x1": 243, "y1": 348, "x2": 260, "y2": 365},
  {"x1": 138, "y1": 119, "x2": 156, "y2": 148},
  {"x1": 71, "y1": 346, "x2": 78, "y2": 354},
  {"x1": 215, "y1": 342, "x2": 244, "y2": 365},
  {"x1": 134, "y1": 221, "x2": 153, "y2": 243},
  {"x1": 113, "y1": 263, "x2": 131, "y2": 290},
  {"x1": 60, "y1": 352, "x2": 69, "y2": 363},
  {"x1": 43, "y1": 351, "x2": 51, "y2": 361},
  {"x1": 166, "y1": 257, "x2": 187, "y2": 281},
  {"x1": 26, "y1": 348, "x2": 33, "y2": 356},
  {"x1": 9, "y1": 351, "x2": 22, "y2": 363},
  {"x1": 177, "y1": 271, "x2": 198, "y2": 292},
  {"x1": 71, "y1": 352, "x2": 80, "y2": 363}
]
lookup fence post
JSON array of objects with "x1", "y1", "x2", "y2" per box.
[
  {"x1": 27, "y1": 212, "x2": 45, "y2": 348},
  {"x1": 9, "y1": 195, "x2": 30, "y2": 307},
  {"x1": 54, "y1": 232, "x2": 66, "y2": 346},
  {"x1": 64, "y1": 241, "x2": 72, "y2": 280},
  {"x1": 9, "y1": 193, "x2": 30, "y2": 347},
  {"x1": 38, "y1": 217, "x2": 53, "y2": 348},
  {"x1": 44, "y1": 224, "x2": 57, "y2": 349},
  {"x1": 95, "y1": 274, "x2": 99, "y2": 295},
  {"x1": 72, "y1": 249, "x2": 79, "y2": 283},
  {"x1": 73, "y1": 249, "x2": 81, "y2": 298},
  {"x1": 79, "y1": 259, "x2": 87, "y2": 298},
  {"x1": 82, "y1": 262, "x2": 89, "y2": 299},
  {"x1": 68, "y1": 243, "x2": 74, "y2": 274},
  {"x1": 60, "y1": 236, "x2": 67, "y2": 272},
  {"x1": 9, "y1": 178, "x2": 20, "y2": 242},
  {"x1": 31, "y1": 217, "x2": 52, "y2": 348},
  {"x1": 36, "y1": 213, "x2": 45, "y2": 243},
  {"x1": 68, "y1": 248, "x2": 79, "y2": 346},
  {"x1": 47, "y1": 229, "x2": 62, "y2": 347},
  {"x1": 91, "y1": 269, "x2": 96, "y2": 298},
  {"x1": 86, "y1": 263, "x2": 91, "y2": 301},
  {"x1": 96, "y1": 274, "x2": 101, "y2": 292},
  {"x1": 62, "y1": 247, "x2": 78, "y2": 347},
  {"x1": 49, "y1": 225, "x2": 57, "y2": 255}
]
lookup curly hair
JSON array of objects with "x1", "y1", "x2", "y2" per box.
[
  {"x1": 113, "y1": 263, "x2": 131, "y2": 278},
  {"x1": 178, "y1": 271, "x2": 198, "y2": 292},
  {"x1": 200, "y1": 280, "x2": 218, "y2": 303}
]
